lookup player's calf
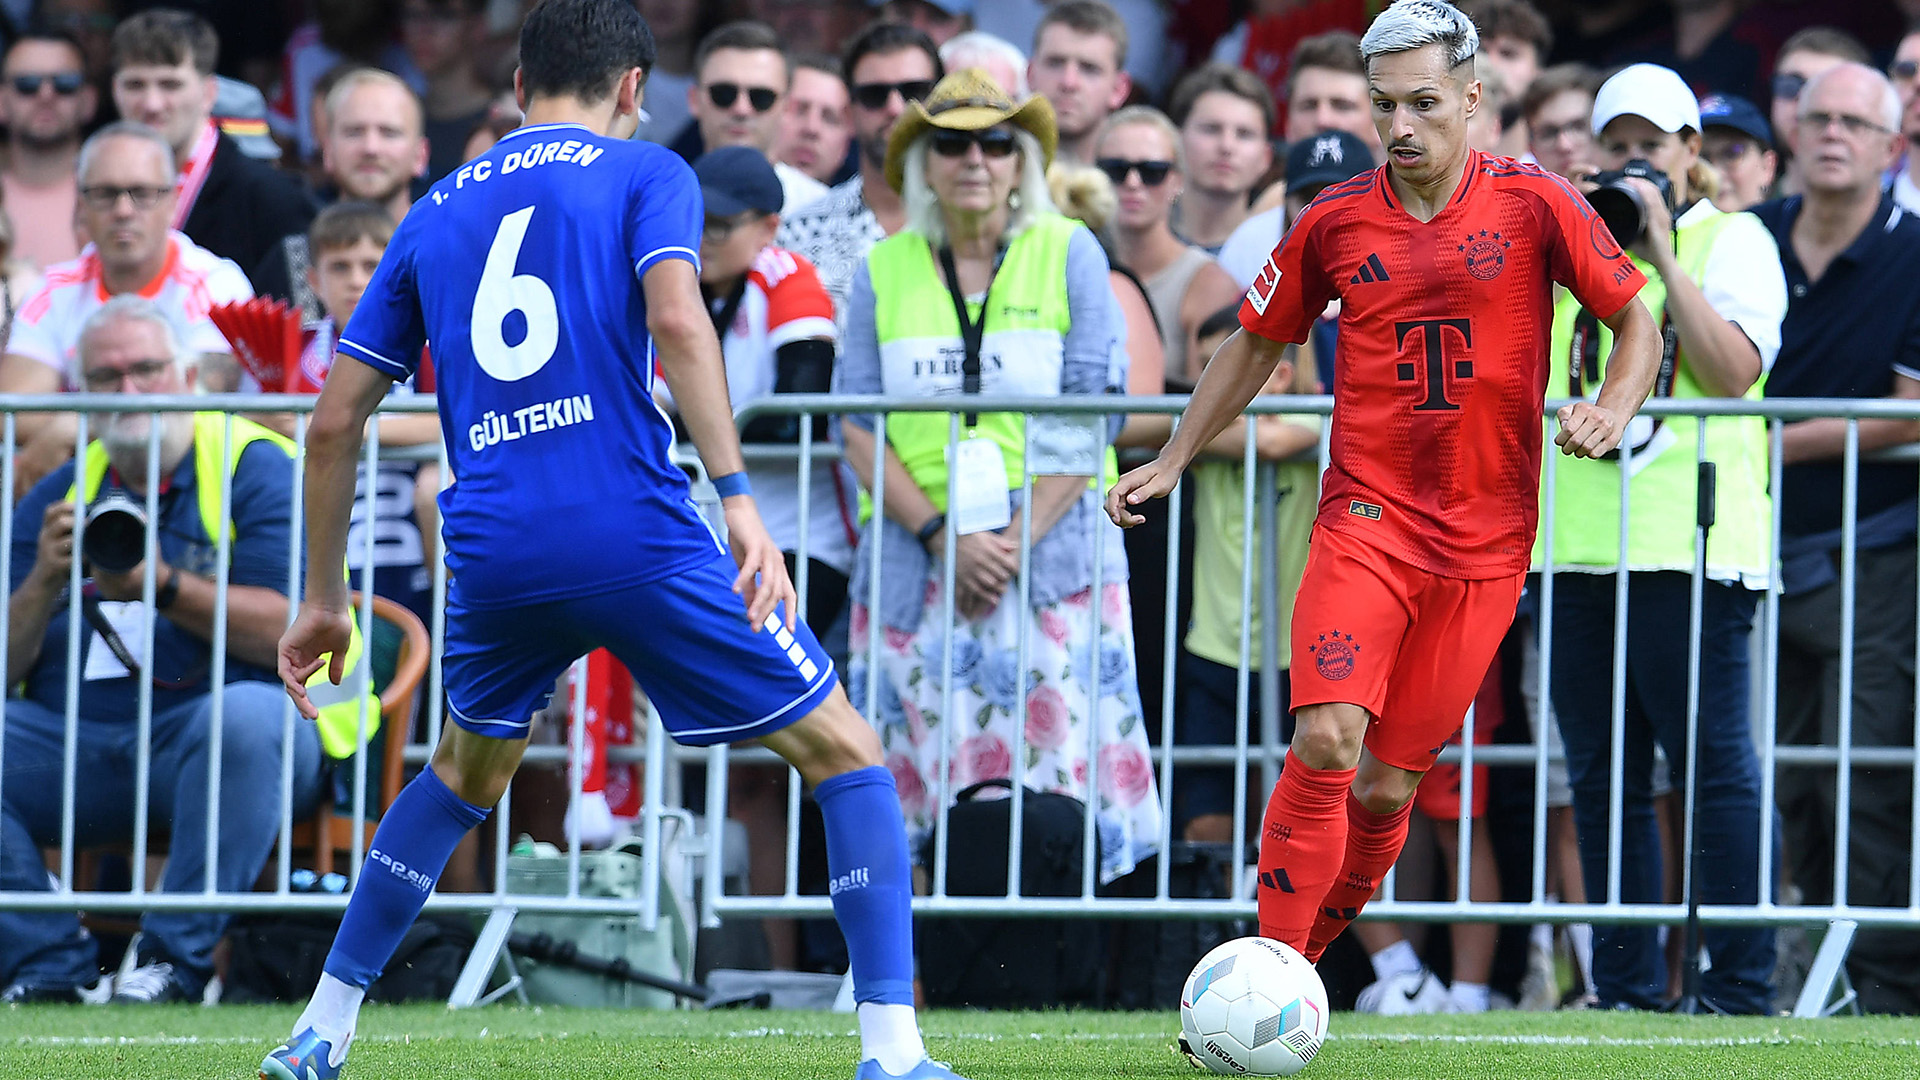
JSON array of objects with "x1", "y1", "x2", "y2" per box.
[
  {"x1": 428, "y1": 723, "x2": 535, "y2": 807},
  {"x1": 759, "y1": 686, "x2": 883, "y2": 786}
]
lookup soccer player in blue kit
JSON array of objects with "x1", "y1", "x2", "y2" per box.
[{"x1": 259, "y1": 3, "x2": 961, "y2": 1079}]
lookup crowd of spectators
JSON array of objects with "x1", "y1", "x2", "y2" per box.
[{"x1": 0, "y1": 0, "x2": 1916, "y2": 1018}]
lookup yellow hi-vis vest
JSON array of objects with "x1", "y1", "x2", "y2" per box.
[
  {"x1": 866, "y1": 212, "x2": 1118, "y2": 503},
  {"x1": 1536, "y1": 205, "x2": 1772, "y2": 585},
  {"x1": 68, "y1": 412, "x2": 380, "y2": 758}
]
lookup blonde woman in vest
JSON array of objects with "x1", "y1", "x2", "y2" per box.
[
  {"x1": 1095, "y1": 106, "x2": 1244, "y2": 389},
  {"x1": 835, "y1": 70, "x2": 1162, "y2": 885},
  {"x1": 1540, "y1": 63, "x2": 1787, "y2": 1014}
]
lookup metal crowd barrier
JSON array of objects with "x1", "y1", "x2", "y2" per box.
[{"x1": 0, "y1": 392, "x2": 1916, "y2": 1017}]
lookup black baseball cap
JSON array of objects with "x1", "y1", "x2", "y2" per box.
[
  {"x1": 1285, "y1": 130, "x2": 1374, "y2": 195},
  {"x1": 694, "y1": 146, "x2": 783, "y2": 218},
  {"x1": 1698, "y1": 94, "x2": 1773, "y2": 148}
]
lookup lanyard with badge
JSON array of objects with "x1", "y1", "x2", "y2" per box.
[{"x1": 937, "y1": 244, "x2": 1013, "y2": 535}]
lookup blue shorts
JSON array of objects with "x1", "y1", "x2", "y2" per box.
[{"x1": 442, "y1": 553, "x2": 837, "y2": 745}]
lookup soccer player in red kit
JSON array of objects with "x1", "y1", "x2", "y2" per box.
[{"x1": 1107, "y1": 0, "x2": 1663, "y2": 960}]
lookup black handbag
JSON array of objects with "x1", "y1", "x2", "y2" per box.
[{"x1": 915, "y1": 778, "x2": 1106, "y2": 1008}]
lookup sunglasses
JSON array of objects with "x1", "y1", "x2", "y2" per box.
[
  {"x1": 1772, "y1": 72, "x2": 1807, "y2": 100},
  {"x1": 707, "y1": 82, "x2": 779, "y2": 112},
  {"x1": 851, "y1": 79, "x2": 936, "y2": 110},
  {"x1": 1895, "y1": 60, "x2": 1920, "y2": 81},
  {"x1": 10, "y1": 72, "x2": 84, "y2": 96},
  {"x1": 930, "y1": 128, "x2": 1019, "y2": 159},
  {"x1": 702, "y1": 212, "x2": 766, "y2": 244},
  {"x1": 1095, "y1": 158, "x2": 1174, "y2": 186}
]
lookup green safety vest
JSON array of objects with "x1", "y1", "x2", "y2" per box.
[
  {"x1": 1182, "y1": 440, "x2": 1320, "y2": 671},
  {"x1": 68, "y1": 412, "x2": 380, "y2": 758},
  {"x1": 866, "y1": 212, "x2": 1117, "y2": 504},
  {"x1": 1537, "y1": 205, "x2": 1772, "y2": 584}
]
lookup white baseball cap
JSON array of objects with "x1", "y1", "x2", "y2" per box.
[{"x1": 1591, "y1": 63, "x2": 1702, "y2": 137}]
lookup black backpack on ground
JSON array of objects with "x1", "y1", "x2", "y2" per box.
[
  {"x1": 224, "y1": 914, "x2": 476, "y2": 1003},
  {"x1": 915, "y1": 778, "x2": 1105, "y2": 1008}
]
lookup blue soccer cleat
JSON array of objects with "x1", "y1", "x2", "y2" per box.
[
  {"x1": 260, "y1": 1027, "x2": 347, "y2": 1080},
  {"x1": 855, "y1": 1057, "x2": 972, "y2": 1080}
]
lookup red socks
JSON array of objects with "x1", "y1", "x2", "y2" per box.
[
  {"x1": 1305, "y1": 793, "x2": 1414, "y2": 961},
  {"x1": 1256, "y1": 752, "x2": 1358, "y2": 951}
]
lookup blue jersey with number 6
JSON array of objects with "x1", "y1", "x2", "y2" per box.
[{"x1": 336, "y1": 122, "x2": 719, "y2": 609}]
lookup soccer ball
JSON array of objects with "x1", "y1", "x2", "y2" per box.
[{"x1": 1179, "y1": 936, "x2": 1329, "y2": 1076}]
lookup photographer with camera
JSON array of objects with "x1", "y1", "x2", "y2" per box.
[
  {"x1": 0, "y1": 296, "x2": 345, "y2": 1006},
  {"x1": 1537, "y1": 63, "x2": 1787, "y2": 1014}
]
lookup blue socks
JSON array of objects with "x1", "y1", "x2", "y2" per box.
[
  {"x1": 324, "y1": 766, "x2": 490, "y2": 988},
  {"x1": 815, "y1": 765, "x2": 916, "y2": 1006}
]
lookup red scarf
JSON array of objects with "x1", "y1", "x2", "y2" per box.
[{"x1": 172, "y1": 123, "x2": 219, "y2": 229}]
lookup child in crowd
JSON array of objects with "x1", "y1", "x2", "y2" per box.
[
  {"x1": 1174, "y1": 304, "x2": 1320, "y2": 844},
  {"x1": 304, "y1": 201, "x2": 443, "y2": 621}
]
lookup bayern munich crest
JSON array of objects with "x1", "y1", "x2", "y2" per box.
[
  {"x1": 1459, "y1": 229, "x2": 1510, "y2": 281},
  {"x1": 1310, "y1": 630, "x2": 1359, "y2": 681}
]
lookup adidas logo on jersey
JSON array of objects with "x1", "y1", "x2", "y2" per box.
[{"x1": 1349, "y1": 253, "x2": 1391, "y2": 284}]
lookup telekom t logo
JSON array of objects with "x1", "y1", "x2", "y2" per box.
[{"x1": 1393, "y1": 318, "x2": 1473, "y2": 412}]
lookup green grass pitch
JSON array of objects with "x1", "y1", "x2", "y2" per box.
[{"x1": 4, "y1": 1004, "x2": 1919, "y2": 1079}]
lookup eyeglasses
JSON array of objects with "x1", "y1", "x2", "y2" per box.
[
  {"x1": 1095, "y1": 158, "x2": 1174, "y2": 186},
  {"x1": 1530, "y1": 119, "x2": 1590, "y2": 144},
  {"x1": 78, "y1": 185, "x2": 170, "y2": 211},
  {"x1": 707, "y1": 83, "x2": 779, "y2": 113},
  {"x1": 1772, "y1": 73, "x2": 1807, "y2": 100},
  {"x1": 1894, "y1": 59, "x2": 1919, "y2": 81},
  {"x1": 702, "y1": 213, "x2": 765, "y2": 244},
  {"x1": 929, "y1": 128, "x2": 1018, "y2": 159},
  {"x1": 1797, "y1": 110, "x2": 1891, "y2": 137},
  {"x1": 1701, "y1": 139, "x2": 1761, "y2": 165},
  {"x1": 851, "y1": 79, "x2": 936, "y2": 110},
  {"x1": 81, "y1": 358, "x2": 174, "y2": 392},
  {"x1": 10, "y1": 72, "x2": 84, "y2": 96}
]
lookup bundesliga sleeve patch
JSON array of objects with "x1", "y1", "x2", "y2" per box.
[{"x1": 1246, "y1": 254, "x2": 1283, "y2": 316}]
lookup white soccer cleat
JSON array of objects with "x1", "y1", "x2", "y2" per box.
[{"x1": 1354, "y1": 969, "x2": 1454, "y2": 1015}]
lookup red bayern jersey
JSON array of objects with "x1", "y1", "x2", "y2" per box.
[{"x1": 1240, "y1": 150, "x2": 1647, "y2": 578}]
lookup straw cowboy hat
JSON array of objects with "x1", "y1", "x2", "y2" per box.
[{"x1": 884, "y1": 67, "x2": 1058, "y2": 194}]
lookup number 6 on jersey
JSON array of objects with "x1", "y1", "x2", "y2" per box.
[{"x1": 471, "y1": 205, "x2": 560, "y2": 381}]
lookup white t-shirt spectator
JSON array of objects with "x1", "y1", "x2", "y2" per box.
[
  {"x1": 665, "y1": 245, "x2": 854, "y2": 573},
  {"x1": 1217, "y1": 206, "x2": 1287, "y2": 290},
  {"x1": 10, "y1": 231, "x2": 252, "y2": 387},
  {"x1": 1676, "y1": 199, "x2": 1785, "y2": 372}
]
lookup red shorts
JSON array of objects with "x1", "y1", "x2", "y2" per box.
[
  {"x1": 1290, "y1": 527, "x2": 1523, "y2": 774},
  {"x1": 1414, "y1": 722, "x2": 1494, "y2": 822}
]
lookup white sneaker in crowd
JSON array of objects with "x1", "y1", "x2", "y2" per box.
[{"x1": 1354, "y1": 969, "x2": 1454, "y2": 1015}]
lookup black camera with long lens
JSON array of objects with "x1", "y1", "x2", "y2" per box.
[
  {"x1": 1584, "y1": 158, "x2": 1674, "y2": 246},
  {"x1": 83, "y1": 492, "x2": 149, "y2": 574}
]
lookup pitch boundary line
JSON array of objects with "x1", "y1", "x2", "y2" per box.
[{"x1": 12, "y1": 1031, "x2": 1918, "y2": 1050}]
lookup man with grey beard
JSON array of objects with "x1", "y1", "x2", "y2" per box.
[{"x1": 0, "y1": 296, "x2": 324, "y2": 1007}]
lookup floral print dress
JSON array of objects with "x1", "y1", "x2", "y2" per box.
[{"x1": 848, "y1": 572, "x2": 1163, "y2": 886}]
